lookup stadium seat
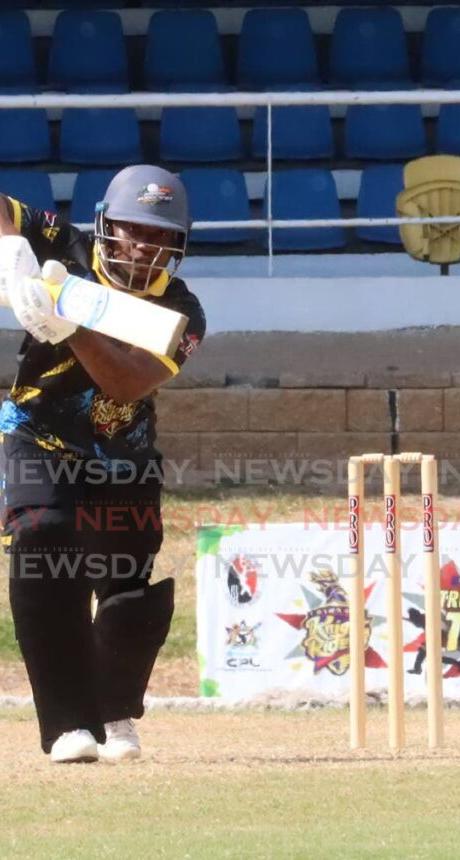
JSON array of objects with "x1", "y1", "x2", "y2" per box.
[
  {"x1": 0, "y1": 110, "x2": 50, "y2": 163},
  {"x1": 70, "y1": 170, "x2": 118, "y2": 224},
  {"x1": 60, "y1": 109, "x2": 142, "y2": 165},
  {"x1": 167, "y1": 82, "x2": 233, "y2": 93},
  {"x1": 329, "y1": 8, "x2": 411, "y2": 86},
  {"x1": 237, "y1": 9, "x2": 318, "y2": 89},
  {"x1": 144, "y1": 10, "x2": 226, "y2": 89},
  {"x1": 180, "y1": 169, "x2": 251, "y2": 243},
  {"x1": 0, "y1": 11, "x2": 37, "y2": 93},
  {"x1": 436, "y1": 105, "x2": 460, "y2": 155},
  {"x1": 0, "y1": 170, "x2": 54, "y2": 211},
  {"x1": 345, "y1": 105, "x2": 426, "y2": 160},
  {"x1": 356, "y1": 165, "x2": 405, "y2": 245},
  {"x1": 397, "y1": 155, "x2": 460, "y2": 264},
  {"x1": 46, "y1": 1, "x2": 122, "y2": 7},
  {"x1": 160, "y1": 107, "x2": 242, "y2": 162},
  {"x1": 422, "y1": 8, "x2": 460, "y2": 85},
  {"x1": 265, "y1": 169, "x2": 346, "y2": 251},
  {"x1": 48, "y1": 10, "x2": 129, "y2": 93},
  {"x1": 0, "y1": 0, "x2": 38, "y2": 8},
  {"x1": 252, "y1": 104, "x2": 333, "y2": 160}
]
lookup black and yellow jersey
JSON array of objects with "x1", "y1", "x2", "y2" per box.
[{"x1": 0, "y1": 198, "x2": 206, "y2": 464}]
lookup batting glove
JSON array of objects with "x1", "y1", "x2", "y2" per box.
[
  {"x1": 0, "y1": 235, "x2": 40, "y2": 305},
  {"x1": 8, "y1": 270, "x2": 76, "y2": 345}
]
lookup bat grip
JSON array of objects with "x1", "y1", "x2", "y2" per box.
[{"x1": 42, "y1": 279, "x2": 63, "y2": 304}]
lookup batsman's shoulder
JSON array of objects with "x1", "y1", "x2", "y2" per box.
[
  {"x1": 0, "y1": 194, "x2": 24, "y2": 232},
  {"x1": 153, "y1": 276, "x2": 206, "y2": 369},
  {"x1": 0, "y1": 195, "x2": 59, "y2": 245},
  {"x1": 157, "y1": 276, "x2": 206, "y2": 337}
]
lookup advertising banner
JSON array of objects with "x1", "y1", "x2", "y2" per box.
[{"x1": 196, "y1": 523, "x2": 460, "y2": 700}]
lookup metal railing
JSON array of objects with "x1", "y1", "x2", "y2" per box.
[{"x1": 2, "y1": 88, "x2": 460, "y2": 274}]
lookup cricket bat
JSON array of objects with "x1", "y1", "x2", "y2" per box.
[{"x1": 7, "y1": 271, "x2": 189, "y2": 360}]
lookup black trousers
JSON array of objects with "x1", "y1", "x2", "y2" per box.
[{"x1": 2, "y1": 436, "x2": 174, "y2": 753}]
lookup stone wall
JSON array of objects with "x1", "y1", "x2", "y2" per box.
[
  {"x1": 155, "y1": 385, "x2": 460, "y2": 493},
  {"x1": 2, "y1": 327, "x2": 460, "y2": 494}
]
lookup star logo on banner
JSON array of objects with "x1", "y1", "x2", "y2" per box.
[{"x1": 276, "y1": 568, "x2": 386, "y2": 676}]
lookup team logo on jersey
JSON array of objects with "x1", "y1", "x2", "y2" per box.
[
  {"x1": 226, "y1": 555, "x2": 261, "y2": 606},
  {"x1": 137, "y1": 184, "x2": 173, "y2": 205},
  {"x1": 90, "y1": 393, "x2": 139, "y2": 438},
  {"x1": 42, "y1": 211, "x2": 60, "y2": 242},
  {"x1": 178, "y1": 333, "x2": 200, "y2": 359},
  {"x1": 44, "y1": 211, "x2": 57, "y2": 226}
]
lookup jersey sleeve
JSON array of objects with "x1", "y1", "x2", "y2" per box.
[
  {"x1": 151, "y1": 278, "x2": 206, "y2": 375},
  {"x1": 6, "y1": 196, "x2": 91, "y2": 275},
  {"x1": 172, "y1": 291, "x2": 206, "y2": 371}
]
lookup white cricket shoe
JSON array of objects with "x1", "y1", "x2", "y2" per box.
[
  {"x1": 50, "y1": 729, "x2": 98, "y2": 763},
  {"x1": 98, "y1": 719, "x2": 141, "y2": 762}
]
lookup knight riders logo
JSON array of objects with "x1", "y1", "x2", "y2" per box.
[{"x1": 89, "y1": 393, "x2": 139, "y2": 438}]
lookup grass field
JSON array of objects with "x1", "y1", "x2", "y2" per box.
[
  {"x1": 1, "y1": 489, "x2": 459, "y2": 859},
  {"x1": 0, "y1": 707, "x2": 459, "y2": 860}
]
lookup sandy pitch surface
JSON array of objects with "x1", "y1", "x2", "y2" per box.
[{"x1": 0, "y1": 709, "x2": 459, "y2": 781}]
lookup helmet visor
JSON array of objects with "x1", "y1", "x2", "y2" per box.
[{"x1": 94, "y1": 217, "x2": 186, "y2": 294}]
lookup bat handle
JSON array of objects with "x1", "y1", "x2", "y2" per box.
[{"x1": 42, "y1": 279, "x2": 63, "y2": 304}]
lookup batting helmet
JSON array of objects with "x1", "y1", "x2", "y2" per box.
[{"x1": 94, "y1": 165, "x2": 190, "y2": 295}]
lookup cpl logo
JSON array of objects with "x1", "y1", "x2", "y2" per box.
[
  {"x1": 226, "y1": 656, "x2": 260, "y2": 669},
  {"x1": 385, "y1": 494, "x2": 397, "y2": 554},
  {"x1": 423, "y1": 494, "x2": 434, "y2": 552},
  {"x1": 349, "y1": 495, "x2": 360, "y2": 554}
]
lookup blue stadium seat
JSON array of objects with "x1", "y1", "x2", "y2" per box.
[
  {"x1": 252, "y1": 104, "x2": 333, "y2": 160},
  {"x1": 356, "y1": 165, "x2": 404, "y2": 245},
  {"x1": 46, "y1": 1, "x2": 123, "y2": 7},
  {"x1": 144, "y1": 10, "x2": 225, "y2": 89},
  {"x1": 330, "y1": 8, "x2": 411, "y2": 86},
  {"x1": 237, "y1": 9, "x2": 318, "y2": 89},
  {"x1": 180, "y1": 169, "x2": 251, "y2": 243},
  {"x1": 60, "y1": 109, "x2": 142, "y2": 165},
  {"x1": 265, "y1": 169, "x2": 346, "y2": 251},
  {"x1": 345, "y1": 105, "x2": 426, "y2": 159},
  {"x1": 422, "y1": 8, "x2": 460, "y2": 85},
  {"x1": 167, "y1": 83, "x2": 233, "y2": 93},
  {"x1": 0, "y1": 0, "x2": 38, "y2": 7},
  {"x1": 0, "y1": 11, "x2": 37, "y2": 93},
  {"x1": 0, "y1": 110, "x2": 50, "y2": 162},
  {"x1": 0, "y1": 170, "x2": 54, "y2": 211},
  {"x1": 160, "y1": 107, "x2": 242, "y2": 162},
  {"x1": 436, "y1": 105, "x2": 460, "y2": 155},
  {"x1": 48, "y1": 10, "x2": 129, "y2": 93},
  {"x1": 70, "y1": 170, "x2": 118, "y2": 224}
]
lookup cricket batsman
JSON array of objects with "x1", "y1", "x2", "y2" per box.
[{"x1": 0, "y1": 165, "x2": 206, "y2": 762}]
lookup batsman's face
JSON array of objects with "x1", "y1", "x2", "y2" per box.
[{"x1": 103, "y1": 220, "x2": 181, "y2": 292}]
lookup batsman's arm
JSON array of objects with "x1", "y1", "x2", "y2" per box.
[{"x1": 67, "y1": 327, "x2": 173, "y2": 403}]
